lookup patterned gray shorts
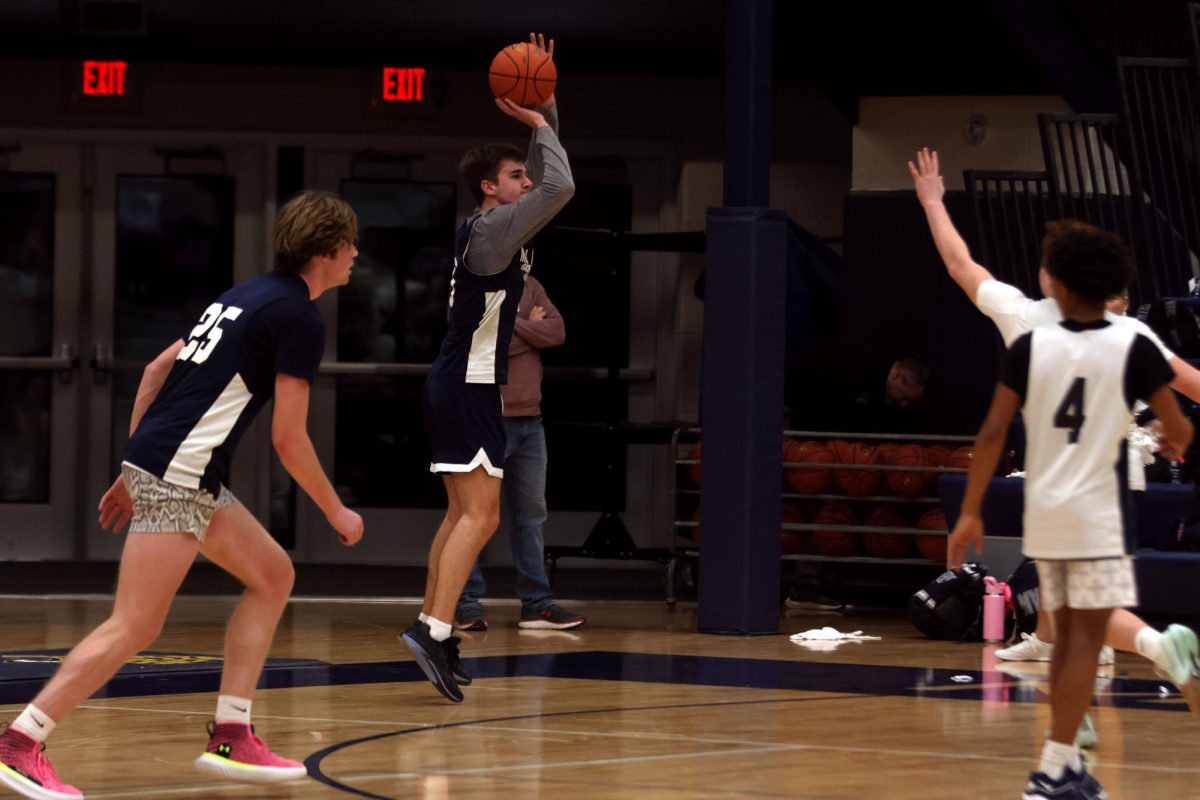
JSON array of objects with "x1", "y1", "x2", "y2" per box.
[
  {"x1": 1036, "y1": 556, "x2": 1138, "y2": 611},
  {"x1": 121, "y1": 462, "x2": 236, "y2": 543}
]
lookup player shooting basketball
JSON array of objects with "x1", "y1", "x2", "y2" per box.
[{"x1": 399, "y1": 32, "x2": 575, "y2": 703}]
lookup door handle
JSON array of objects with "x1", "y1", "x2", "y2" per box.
[
  {"x1": 0, "y1": 343, "x2": 79, "y2": 384},
  {"x1": 90, "y1": 342, "x2": 112, "y2": 385}
]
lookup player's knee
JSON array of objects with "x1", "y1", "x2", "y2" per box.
[
  {"x1": 261, "y1": 558, "x2": 296, "y2": 601},
  {"x1": 113, "y1": 612, "x2": 166, "y2": 650}
]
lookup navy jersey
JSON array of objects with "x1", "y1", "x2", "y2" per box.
[
  {"x1": 123, "y1": 272, "x2": 325, "y2": 496},
  {"x1": 428, "y1": 211, "x2": 529, "y2": 384}
]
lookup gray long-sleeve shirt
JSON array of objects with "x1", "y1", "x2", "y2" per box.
[{"x1": 464, "y1": 104, "x2": 574, "y2": 276}]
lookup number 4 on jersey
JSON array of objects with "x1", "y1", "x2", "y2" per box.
[
  {"x1": 178, "y1": 302, "x2": 243, "y2": 364},
  {"x1": 1054, "y1": 377, "x2": 1087, "y2": 443}
]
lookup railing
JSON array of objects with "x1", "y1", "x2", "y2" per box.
[
  {"x1": 963, "y1": 170, "x2": 1054, "y2": 297},
  {"x1": 1118, "y1": 56, "x2": 1200, "y2": 294},
  {"x1": 1037, "y1": 112, "x2": 1158, "y2": 297}
]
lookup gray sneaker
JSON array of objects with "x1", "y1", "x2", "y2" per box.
[
  {"x1": 519, "y1": 603, "x2": 586, "y2": 630},
  {"x1": 1156, "y1": 624, "x2": 1199, "y2": 717}
]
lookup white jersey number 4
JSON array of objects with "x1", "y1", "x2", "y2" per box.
[
  {"x1": 1053, "y1": 377, "x2": 1087, "y2": 444},
  {"x1": 177, "y1": 302, "x2": 243, "y2": 365}
]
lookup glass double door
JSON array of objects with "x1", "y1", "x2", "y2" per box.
[{"x1": 0, "y1": 139, "x2": 266, "y2": 560}]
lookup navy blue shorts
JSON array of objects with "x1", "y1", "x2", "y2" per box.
[{"x1": 423, "y1": 377, "x2": 505, "y2": 478}]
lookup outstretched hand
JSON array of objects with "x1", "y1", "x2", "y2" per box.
[{"x1": 907, "y1": 147, "x2": 945, "y2": 206}]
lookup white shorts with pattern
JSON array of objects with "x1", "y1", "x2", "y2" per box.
[
  {"x1": 121, "y1": 462, "x2": 236, "y2": 543},
  {"x1": 1035, "y1": 556, "x2": 1138, "y2": 611}
]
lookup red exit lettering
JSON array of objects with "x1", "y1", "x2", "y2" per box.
[
  {"x1": 381, "y1": 67, "x2": 425, "y2": 102},
  {"x1": 82, "y1": 61, "x2": 127, "y2": 96}
]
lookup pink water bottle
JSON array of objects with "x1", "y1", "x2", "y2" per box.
[{"x1": 982, "y1": 577, "x2": 1007, "y2": 642}]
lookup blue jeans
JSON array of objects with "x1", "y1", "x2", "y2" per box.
[{"x1": 457, "y1": 416, "x2": 554, "y2": 614}]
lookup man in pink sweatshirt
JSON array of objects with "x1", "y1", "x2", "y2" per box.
[{"x1": 454, "y1": 274, "x2": 586, "y2": 631}]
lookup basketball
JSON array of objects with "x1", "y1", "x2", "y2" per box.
[
  {"x1": 780, "y1": 504, "x2": 806, "y2": 554},
  {"x1": 811, "y1": 503, "x2": 859, "y2": 556},
  {"x1": 876, "y1": 442, "x2": 901, "y2": 464},
  {"x1": 783, "y1": 440, "x2": 834, "y2": 494},
  {"x1": 830, "y1": 440, "x2": 882, "y2": 497},
  {"x1": 916, "y1": 507, "x2": 949, "y2": 562},
  {"x1": 944, "y1": 446, "x2": 973, "y2": 470},
  {"x1": 863, "y1": 505, "x2": 915, "y2": 558},
  {"x1": 882, "y1": 443, "x2": 932, "y2": 499},
  {"x1": 926, "y1": 445, "x2": 952, "y2": 467},
  {"x1": 686, "y1": 441, "x2": 701, "y2": 487},
  {"x1": 489, "y1": 42, "x2": 557, "y2": 107}
]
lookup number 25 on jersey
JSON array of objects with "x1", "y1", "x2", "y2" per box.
[{"x1": 178, "y1": 302, "x2": 243, "y2": 364}]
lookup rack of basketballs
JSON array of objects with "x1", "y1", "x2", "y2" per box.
[{"x1": 672, "y1": 429, "x2": 977, "y2": 566}]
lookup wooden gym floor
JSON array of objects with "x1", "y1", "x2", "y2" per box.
[{"x1": 0, "y1": 597, "x2": 1196, "y2": 799}]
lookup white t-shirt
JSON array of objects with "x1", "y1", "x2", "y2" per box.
[{"x1": 975, "y1": 279, "x2": 1174, "y2": 359}]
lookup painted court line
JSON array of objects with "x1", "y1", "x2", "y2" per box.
[{"x1": 76, "y1": 702, "x2": 432, "y2": 728}]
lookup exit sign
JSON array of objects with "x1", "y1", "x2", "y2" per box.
[
  {"x1": 381, "y1": 67, "x2": 425, "y2": 102},
  {"x1": 364, "y1": 66, "x2": 444, "y2": 119},
  {"x1": 68, "y1": 60, "x2": 138, "y2": 111},
  {"x1": 82, "y1": 60, "x2": 127, "y2": 96}
]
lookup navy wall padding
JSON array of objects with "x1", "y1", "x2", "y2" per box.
[
  {"x1": 938, "y1": 474, "x2": 1200, "y2": 616},
  {"x1": 698, "y1": 207, "x2": 787, "y2": 634}
]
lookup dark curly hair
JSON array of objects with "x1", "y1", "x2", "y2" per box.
[{"x1": 1041, "y1": 219, "x2": 1133, "y2": 303}]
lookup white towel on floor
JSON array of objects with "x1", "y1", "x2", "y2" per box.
[{"x1": 789, "y1": 627, "x2": 880, "y2": 642}]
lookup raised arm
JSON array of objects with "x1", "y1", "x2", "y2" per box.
[
  {"x1": 468, "y1": 34, "x2": 575, "y2": 276},
  {"x1": 908, "y1": 147, "x2": 995, "y2": 303}
]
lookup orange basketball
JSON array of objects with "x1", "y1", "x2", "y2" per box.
[
  {"x1": 876, "y1": 442, "x2": 901, "y2": 464},
  {"x1": 781, "y1": 504, "x2": 806, "y2": 554},
  {"x1": 489, "y1": 42, "x2": 557, "y2": 107},
  {"x1": 783, "y1": 440, "x2": 834, "y2": 494},
  {"x1": 685, "y1": 441, "x2": 702, "y2": 487},
  {"x1": 882, "y1": 443, "x2": 932, "y2": 499},
  {"x1": 926, "y1": 445, "x2": 952, "y2": 467},
  {"x1": 811, "y1": 503, "x2": 859, "y2": 556},
  {"x1": 830, "y1": 440, "x2": 882, "y2": 497},
  {"x1": 944, "y1": 446, "x2": 973, "y2": 470},
  {"x1": 916, "y1": 507, "x2": 949, "y2": 562},
  {"x1": 863, "y1": 505, "x2": 915, "y2": 558}
]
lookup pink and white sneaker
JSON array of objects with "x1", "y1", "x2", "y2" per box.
[
  {"x1": 194, "y1": 721, "x2": 307, "y2": 785},
  {"x1": 0, "y1": 725, "x2": 83, "y2": 800}
]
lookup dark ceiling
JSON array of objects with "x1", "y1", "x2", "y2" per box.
[{"x1": 0, "y1": 0, "x2": 1054, "y2": 97}]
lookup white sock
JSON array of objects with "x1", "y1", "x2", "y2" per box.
[
  {"x1": 427, "y1": 617, "x2": 452, "y2": 642},
  {"x1": 1038, "y1": 738, "x2": 1080, "y2": 780},
  {"x1": 12, "y1": 704, "x2": 55, "y2": 744},
  {"x1": 214, "y1": 694, "x2": 252, "y2": 726},
  {"x1": 418, "y1": 612, "x2": 429, "y2": 623},
  {"x1": 1136, "y1": 627, "x2": 1164, "y2": 666}
]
